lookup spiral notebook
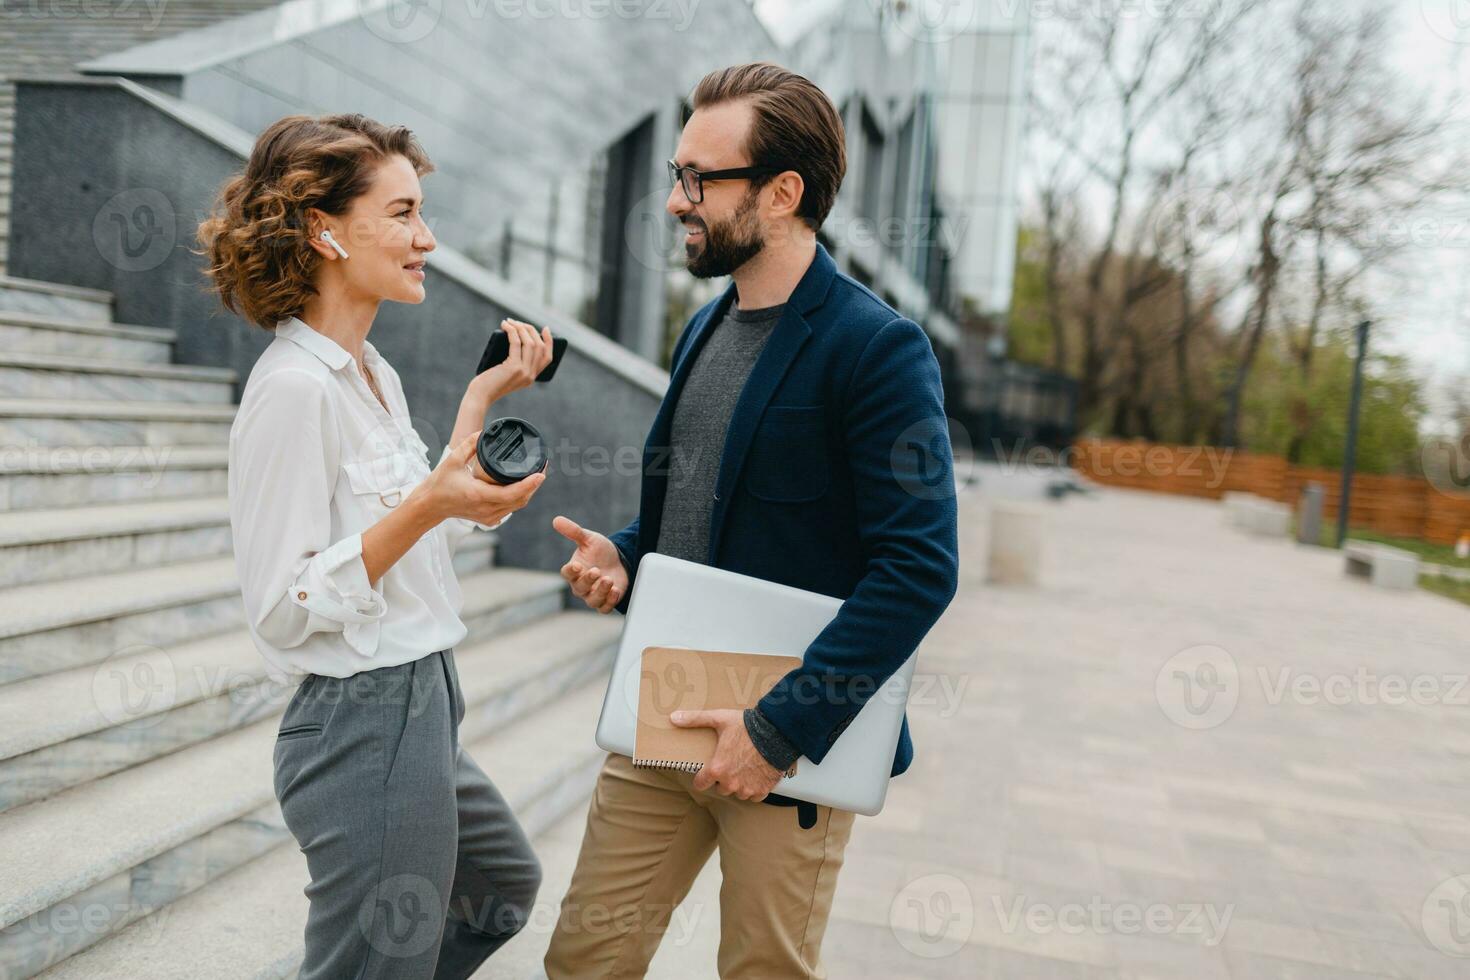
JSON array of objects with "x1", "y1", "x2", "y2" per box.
[
  {"x1": 596, "y1": 552, "x2": 917, "y2": 815},
  {"x1": 633, "y1": 646, "x2": 803, "y2": 776}
]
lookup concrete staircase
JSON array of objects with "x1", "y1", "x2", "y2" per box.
[{"x1": 0, "y1": 275, "x2": 619, "y2": 978}]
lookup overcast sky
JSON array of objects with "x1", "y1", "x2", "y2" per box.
[{"x1": 1380, "y1": 0, "x2": 1469, "y2": 421}]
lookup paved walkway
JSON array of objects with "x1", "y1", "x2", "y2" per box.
[{"x1": 486, "y1": 470, "x2": 1470, "y2": 978}]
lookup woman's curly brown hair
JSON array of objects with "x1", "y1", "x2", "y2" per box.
[{"x1": 197, "y1": 113, "x2": 434, "y2": 330}]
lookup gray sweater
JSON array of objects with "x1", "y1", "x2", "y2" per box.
[{"x1": 652, "y1": 300, "x2": 801, "y2": 773}]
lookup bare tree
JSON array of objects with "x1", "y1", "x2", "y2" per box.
[
  {"x1": 1029, "y1": 0, "x2": 1264, "y2": 426},
  {"x1": 1220, "y1": 0, "x2": 1468, "y2": 448}
]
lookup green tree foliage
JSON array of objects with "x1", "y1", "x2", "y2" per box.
[
  {"x1": 1241, "y1": 329, "x2": 1425, "y2": 474},
  {"x1": 1008, "y1": 224, "x2": 1428, "y2": 474}
]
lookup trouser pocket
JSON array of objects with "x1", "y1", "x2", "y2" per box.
[
  {"x1": 277, "y1": 723, "x2": 324, "y2": 741},
  {"x1": 276, "y1": 674, "x2": 333, "y2": 740}
]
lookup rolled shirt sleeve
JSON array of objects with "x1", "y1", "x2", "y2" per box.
[
  {"x1": 228, "y1": 368, "x2": 388, "y2": 657},
  {"x1": 436, "y1": 442, "x2": 510, "y2": 550}
]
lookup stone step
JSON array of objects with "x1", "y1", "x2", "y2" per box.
[
  {"x1": 0, "y1": 275, "x2": 112, "y2": 323},
  {"x1": 0, "y1": 525, "x2": 508, "y2": 686},
  {"x1": 0, "y1": 308, "x2": 175, "y2": 362},
  {"x1": 0, "y1": 494, "x2": 232, "y2": 588},
  {"x1": 0, "y1": 445, "x2": 229, "y2": 512},
  {"x1": 0, "y1": 554, "x2": 548, "y2": 817},
  {"x1": 0, "y1": 555, "x2": 243, "y2": 687},
  {"x1": 0, "y1": 352, "x2": 236, "y2": 404},
  {"x1": 0, "y1": 477, "x2": 495, "y2": 585},
  {"x1": 3, "y1": 620, "x2": 617, "y2": 979},
  {"x1": 0, "y1": 397, "x2": 235, "y2": 448}
]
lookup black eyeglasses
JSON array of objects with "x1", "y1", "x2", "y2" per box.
[{"x1": 668, "y1": 159, "x2": 783, "y2": 204}]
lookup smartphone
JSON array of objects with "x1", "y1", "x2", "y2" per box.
[{"x1": 476, "y1": 327, "x2": 569, "y2": 383}]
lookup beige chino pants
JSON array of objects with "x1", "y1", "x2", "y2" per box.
[{"x1": 543, "y1": 752, "x2": 856, "y2": 978}]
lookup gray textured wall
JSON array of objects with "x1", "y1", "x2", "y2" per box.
[
  {"x1": 8, "y1": 78, "x2": 665, "y2": 572},
  {"x1": 85, "y1": 0, "x2": 777, "y2": 261}
]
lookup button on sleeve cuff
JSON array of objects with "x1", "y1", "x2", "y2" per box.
[{"x1": 288, "y1": 531, "x2": 387, "y2": 657}]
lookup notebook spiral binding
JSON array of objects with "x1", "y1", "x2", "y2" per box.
[
  {"x1": 632, "y1": 758, "x2": 704, "y2": 773},
  {"x1": 632, "y1": 757, "x2": 799, "y2": 779}
]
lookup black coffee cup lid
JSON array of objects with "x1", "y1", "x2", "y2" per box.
[{"x1": 476, "y1": 417, "x2": 547, "y2": 484}]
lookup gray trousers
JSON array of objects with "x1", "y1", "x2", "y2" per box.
[{"x1": 272, "y1": 648, "x2": 542, "y2": 980}]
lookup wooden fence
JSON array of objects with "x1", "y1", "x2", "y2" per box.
[{"x1": 1071, "y1": 439, "x2": 1470, "y2": 545}]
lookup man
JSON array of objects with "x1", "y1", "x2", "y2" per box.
[{"x1": 545, "y1": 62, "x2": 959, "y2": 978}]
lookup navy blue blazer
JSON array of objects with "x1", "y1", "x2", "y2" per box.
[{"x1": 609, "y1": 242, "x2": 960, "y2": 780}]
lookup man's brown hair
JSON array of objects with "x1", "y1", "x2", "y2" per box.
[{"x1": 690, "y1": 62, "x2": 847, "y2": 229}]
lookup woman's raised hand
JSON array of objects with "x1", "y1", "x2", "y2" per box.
[{"x1": 476, "y1": 318, "x2": 554, "y2": 400}]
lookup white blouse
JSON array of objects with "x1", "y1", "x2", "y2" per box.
[{"x1": 227, "y1": 315, "x2": 501, "y2": 685}]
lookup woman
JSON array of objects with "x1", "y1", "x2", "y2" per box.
[{"x1": 204, "y1": 113, "x2": 555, "y2": 979}]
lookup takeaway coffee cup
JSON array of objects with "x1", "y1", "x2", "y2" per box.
[{"x1": 474, "y1": 417, "x2": 548, "y2": 485}]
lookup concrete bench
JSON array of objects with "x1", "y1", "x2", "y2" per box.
[
  {"x1": 1223, "y1": 492, "x2": 1291, "y2": 537},
  {"x1": 1343, "y1": 541, "x2": 1420, "y2": 590}
]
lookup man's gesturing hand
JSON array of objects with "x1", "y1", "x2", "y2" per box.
[
  {"x1": 552, "y1": 515, "x2": 628, "y2": 614},
  {"x1": 672, "y1": 709, "x2": 785, "y2": 802}
]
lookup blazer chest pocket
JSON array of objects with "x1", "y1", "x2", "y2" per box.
[
  {"x1": 744, "y1": 405, "x2": 830, "y2": 503},
  {"x1": 342, "y1": 450, "x2": 422, "y2": 509}
]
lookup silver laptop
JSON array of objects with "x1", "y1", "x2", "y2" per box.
[{"x1": 594, "y1": 552, "x2": 916, "y2": 815}]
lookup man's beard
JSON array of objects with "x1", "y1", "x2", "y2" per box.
[{"x1": 684, "y1": 189, "x2": 764, "y2": 279}]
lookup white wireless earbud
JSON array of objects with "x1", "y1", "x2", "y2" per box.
[{"x1": 320, "y1": 229, "x2": 350, "y2": 259}]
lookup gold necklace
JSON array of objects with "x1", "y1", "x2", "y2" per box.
[{"x1": 360, "y1": 362, "x2": 386, "y2": 411}]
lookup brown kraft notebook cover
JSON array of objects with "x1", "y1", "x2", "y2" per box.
[{"x1": 634, "y1": 646, "x2": 803, "y2": 776}]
